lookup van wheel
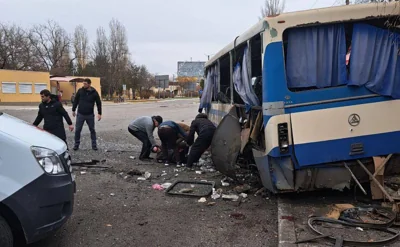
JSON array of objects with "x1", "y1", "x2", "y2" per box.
[{"x1": 0, "y1": 215, "x2": 13, "y2": 247}]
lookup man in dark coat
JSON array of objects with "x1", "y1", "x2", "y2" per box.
[
  {"x1": 33, "y1": 89, "x2": 74, "y2": 146},
  {"x1": 186, "y1": 113, "x2": 216, "y2": 168},
  {"x1": 157, "y1": 120, "x2": 188, "y2": 166},
  {"x1": 72, "y1": 78, "x2": 102, "y2": 151}
]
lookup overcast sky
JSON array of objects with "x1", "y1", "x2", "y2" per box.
[{"x1": 1, "y1": 0, "x2": 340, "y2": 75}]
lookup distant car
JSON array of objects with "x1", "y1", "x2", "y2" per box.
[{"x1": 0, "y1": 112, "x2": 75, "y2": 247}]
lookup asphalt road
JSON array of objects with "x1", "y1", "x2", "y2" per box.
[{"x1": 1, "y1": 99, "x2": 278, "y2": 247}]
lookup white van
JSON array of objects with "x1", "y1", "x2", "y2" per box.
[{"x1": 0, "y1": 111, "x2": 75, "y2": 246}]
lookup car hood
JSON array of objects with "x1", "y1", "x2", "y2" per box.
[{"x1": 0, "y1": 112, "x2": 67, "y2": 155}]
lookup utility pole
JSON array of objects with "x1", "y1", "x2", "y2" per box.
[{"x1": 346, "y1": 0, "x2": 350, "y2": 5}]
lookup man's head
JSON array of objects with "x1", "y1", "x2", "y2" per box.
[
  {"x1": 152, "y1": 115, "x2": 163, "y2": 127},
  {"x1": 40, "y1": 89, "x2": 52, "y2": 103},
  {"x1": 83, "y1": 78, "x2": 91, "y2": 89}
]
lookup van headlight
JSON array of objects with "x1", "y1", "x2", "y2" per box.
[{"x1": 31, "y1": 147, "x2": 65, "y2": 174}]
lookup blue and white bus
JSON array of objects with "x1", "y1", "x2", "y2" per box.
[{"x1": 201, "y1": 2, "x2": 400, "y2": 193}]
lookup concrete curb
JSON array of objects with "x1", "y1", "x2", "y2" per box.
[{"x1": 277, "y1": 197, "x2": 298, "y2": 247}]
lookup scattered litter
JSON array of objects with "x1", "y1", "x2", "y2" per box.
[
  {"x1": 179, "y1": 188, "x2": 194, "y2": 194},
  {"x1": 161, "y1": 183, "x2": 172, "y2": 189},
  {"x1": 144, "y1": 172, "x2": 151, "y2": 179},
  {"x1": 195, "y1": 171, "x2": 203, "y2": 175},
  {"x1": 80, "y1": 171, "x2": 87, "y2": 175},
  {"x1": 129, "y1": 156, "x2": 135, "y2": 160},
  {"x1": 106, "y1": 224, "x2": 112, "y2": 227},
  {"x1": 211, "y1": 188, "x2": 222, "y2": 200},
  {"x1": 161, "y1": 171, "x2": 168, "y2": 177},
  {"x1": 124, "y1": 176, "x2": 130, "y2": 180},
  {"x1": 198, "y1": 197, "x2": 207, "y2": 203},
  {"x1": 356, "y1": 227, "x2": 364, "y2": 232},
  {"x1": 222, "y1": 194, "x2": 239, "y2": 201},
  {"x1": 152, "y1": 184, "x2": 164, "y2": 191},
  {"x1": 165, "y1": 163, "x2": 169, "y2": 166},
  {"x1": 119, "y1": 172, "x2": 124, "y2": 176},
  {"x1": 234, "y1": 184, "x2": 252, "y2": 194},
  {"x1": 137, "y1": 177, "x2": 146, "y2": 181},
  {"x1": 175, "y1": 174, "x2": 179, "y2": 177},
  {"x1": 207, "y1": 202, "x2": 216, "y2": 206},
  {"x1": 240, "y1": 193, "x2": 248, "y2": 198},
  {"x1": 110, "y1": 193, "x2": 115, "y2": 196},
  {"x1": 326, "y1": 204, "x2": 354, "y2": 220},
  {"x1": 221, "y1": 177, "x2": 230, "y2": 187},
  {"x1": 127, "y1": 169, "x2": 143, "y2": 176},
  {"x1": 166, "y1": 181, "x2": 215, "y2": 197}
]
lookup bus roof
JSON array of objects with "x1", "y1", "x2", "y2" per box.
[{"x1": 205, "y1": 2, "x2": 399, "y2": 68}]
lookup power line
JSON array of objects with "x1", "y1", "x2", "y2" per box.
[{"x1": 311, "y1": 0, "x2": 319, "y2": 9}]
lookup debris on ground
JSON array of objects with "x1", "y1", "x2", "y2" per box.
[
  {"x1": 80, "y1": 171, "x2": 87, "y2": 175},
  {"x1": 198, "y1": 197, "x2": 207, "y2": 203},
  {"x1": 234, "y1": 184, "x2": 252, "y2": 194},
  {"x1": 137, "y1": 171, "x2": 151, "y2": 181},
  {"x1": 127, "y1": 169, "x2": 143, "y2": 176},
  {"x1": 207, "y1": 202, "x2": 216, "y2": 206},
  {"x1": 222, "y1": 194, "x2": 239, "y2": 201},
  {"x1": 326, "y1": 204, "x2": 355, "y2": 220},
  {"x1": 179, "y1": 188, "x2": 194, "y2": 194},
  {"x1": 221, "y1": 178, "x2": 230, "y2": 187},
  {"x1": 298, "y1": 205, "x2": 400, "y2": 246},
  {"x1": 239, "y1": 193, "x2": 248, "y2": 198},
  {"x1": 110, "y1": 193, "x2": 115, "y2": 196},
  {"x1": 161, "y1": 183, "x2": 172, "y2": 189},
  {"x1": 152, "y1": 184, "x2": 164, "y2": 191},
  {"x1": 129, "y1": 156, "x2": 135, "y2": 160},
  {"x1": 211, "y1": 188, "x2": 222, "y2": 200}
]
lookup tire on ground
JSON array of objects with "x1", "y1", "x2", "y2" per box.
[{"x1": 0, "y1": 215, "x2": 13, "y2": 247}]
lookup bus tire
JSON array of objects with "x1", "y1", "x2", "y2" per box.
[{"x1": 0, "y1": 215, "x2": 13, "y2": 247}]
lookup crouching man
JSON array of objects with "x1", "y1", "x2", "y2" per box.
[
  {"x1": 157, "y1": 120, "x2": 188, "y2": 166},
  {"x1": 128, "y1": 115, "x2": 163, "y2": 161},
  {"x1": 186, "y1": 113, "x2": 216, "y2": 169}
]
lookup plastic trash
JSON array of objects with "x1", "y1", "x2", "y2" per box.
[
  {"x1": 161, "y1": 183, "x2": 172, "y2": 189},
  {"x1": 240, "y1": 193, "x2": 248, "y2": 198},
  {"x1": 198, "y1": 197, "x2": 207, "y2": 203},
  {"x1": 222, "y1": 194, "x2": 239, "y2": 201},
  {"x1": 144, "y1": 172, "x2": 151, "y2": 179},
  {"x1": 152, "y1": 184, "x2": 164, "y2": 191}
]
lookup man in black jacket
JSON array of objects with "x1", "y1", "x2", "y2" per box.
[
  {"x1": 72, "y1": 78, "x2": 102, "y2": 151},
  {"x1": 33, "y1": 89, "x2": 74, "y2": 145},
  {"x1": 186, "y1": 113, "x2": 216, "y2": 168}
]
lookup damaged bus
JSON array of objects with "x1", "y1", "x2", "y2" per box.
[{"x1": 201, "y1": 2, "x2": 400, "y2": 194}]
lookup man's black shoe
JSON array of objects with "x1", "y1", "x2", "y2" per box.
[
  {"x1": 73, "y1": 146, "x2": 79, "y2": 151},
  {"x1": 92, "y1": 146, "x2": 98, "y2": 151}
]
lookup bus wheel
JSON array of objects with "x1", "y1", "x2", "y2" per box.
[{"x1": 0, "y1": 215, "x2": 13, "y2": 247}]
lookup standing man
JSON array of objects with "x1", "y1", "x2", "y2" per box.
[
  {"x1": 157, "y1": 120, "x2": 188, "y2": 166},
  {"x1": 72, "y1": 78, "x2": 102, "y2": 151},
  {"x1": 186, "y1": 113, "x2": 216, "y2": 169},
  {"x1": 33, "y1": 89, "x2": 74, "y2": 146},
  {"x1": 128, "y1": 116, "x2": 163, "y2": 161}
]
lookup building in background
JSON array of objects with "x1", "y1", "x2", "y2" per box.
[
  {"x1": 177, "y1": 61, "x2": 205, "y2": 93},
  {"x1": 0, "y1": 69, "x2": 50, "y2": 104},
  {"x1": 0, "y1": 69, "x2": 101, "y2": 104},
  {"x1": 49, "y1": 76, "x2": 101, "y2": 102}
]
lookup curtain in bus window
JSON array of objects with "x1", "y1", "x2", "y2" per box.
[
  {"x1": 213, "y1": 64, "x2": 219, "y2": 101},
  {"x1": 199, "y1": 67, "x2": 214, "y2": 109},
  {"x1": 348, "y1": 23, "x2": 400, "y2": 98},
  {"x1": 232, "y1": 45, "x2": 260, "y2": 112},
  {"x1": 286, "y1": 24, "x2": 348, "y2": 89}
]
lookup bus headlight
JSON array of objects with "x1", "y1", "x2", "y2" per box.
[
  {"x1": 278, "y1": 123, "x2": 289, "y2": 154},
  {"x1": 31, "y1": 146, "x2": 65, "y2": 174}
]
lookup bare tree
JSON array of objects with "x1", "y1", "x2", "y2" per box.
[
  {"x1": 92, "y1": 26, "x2": 110, "y2": 95},
  {"x1": 108, "y1": 18, "x2": 129, "y2": 95},
  {"x1": 260, "y1": 0, "x2": 285, "y2": 19},
  {"x1": 29, "y1": 20, "x2": 71, "y2": 74},
  {"x1": 73, "y1": 25, "x2": 89, "y2": 74},
  {"x1": 0, "y1": 24, "x2": 41, "y2": 70}
]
